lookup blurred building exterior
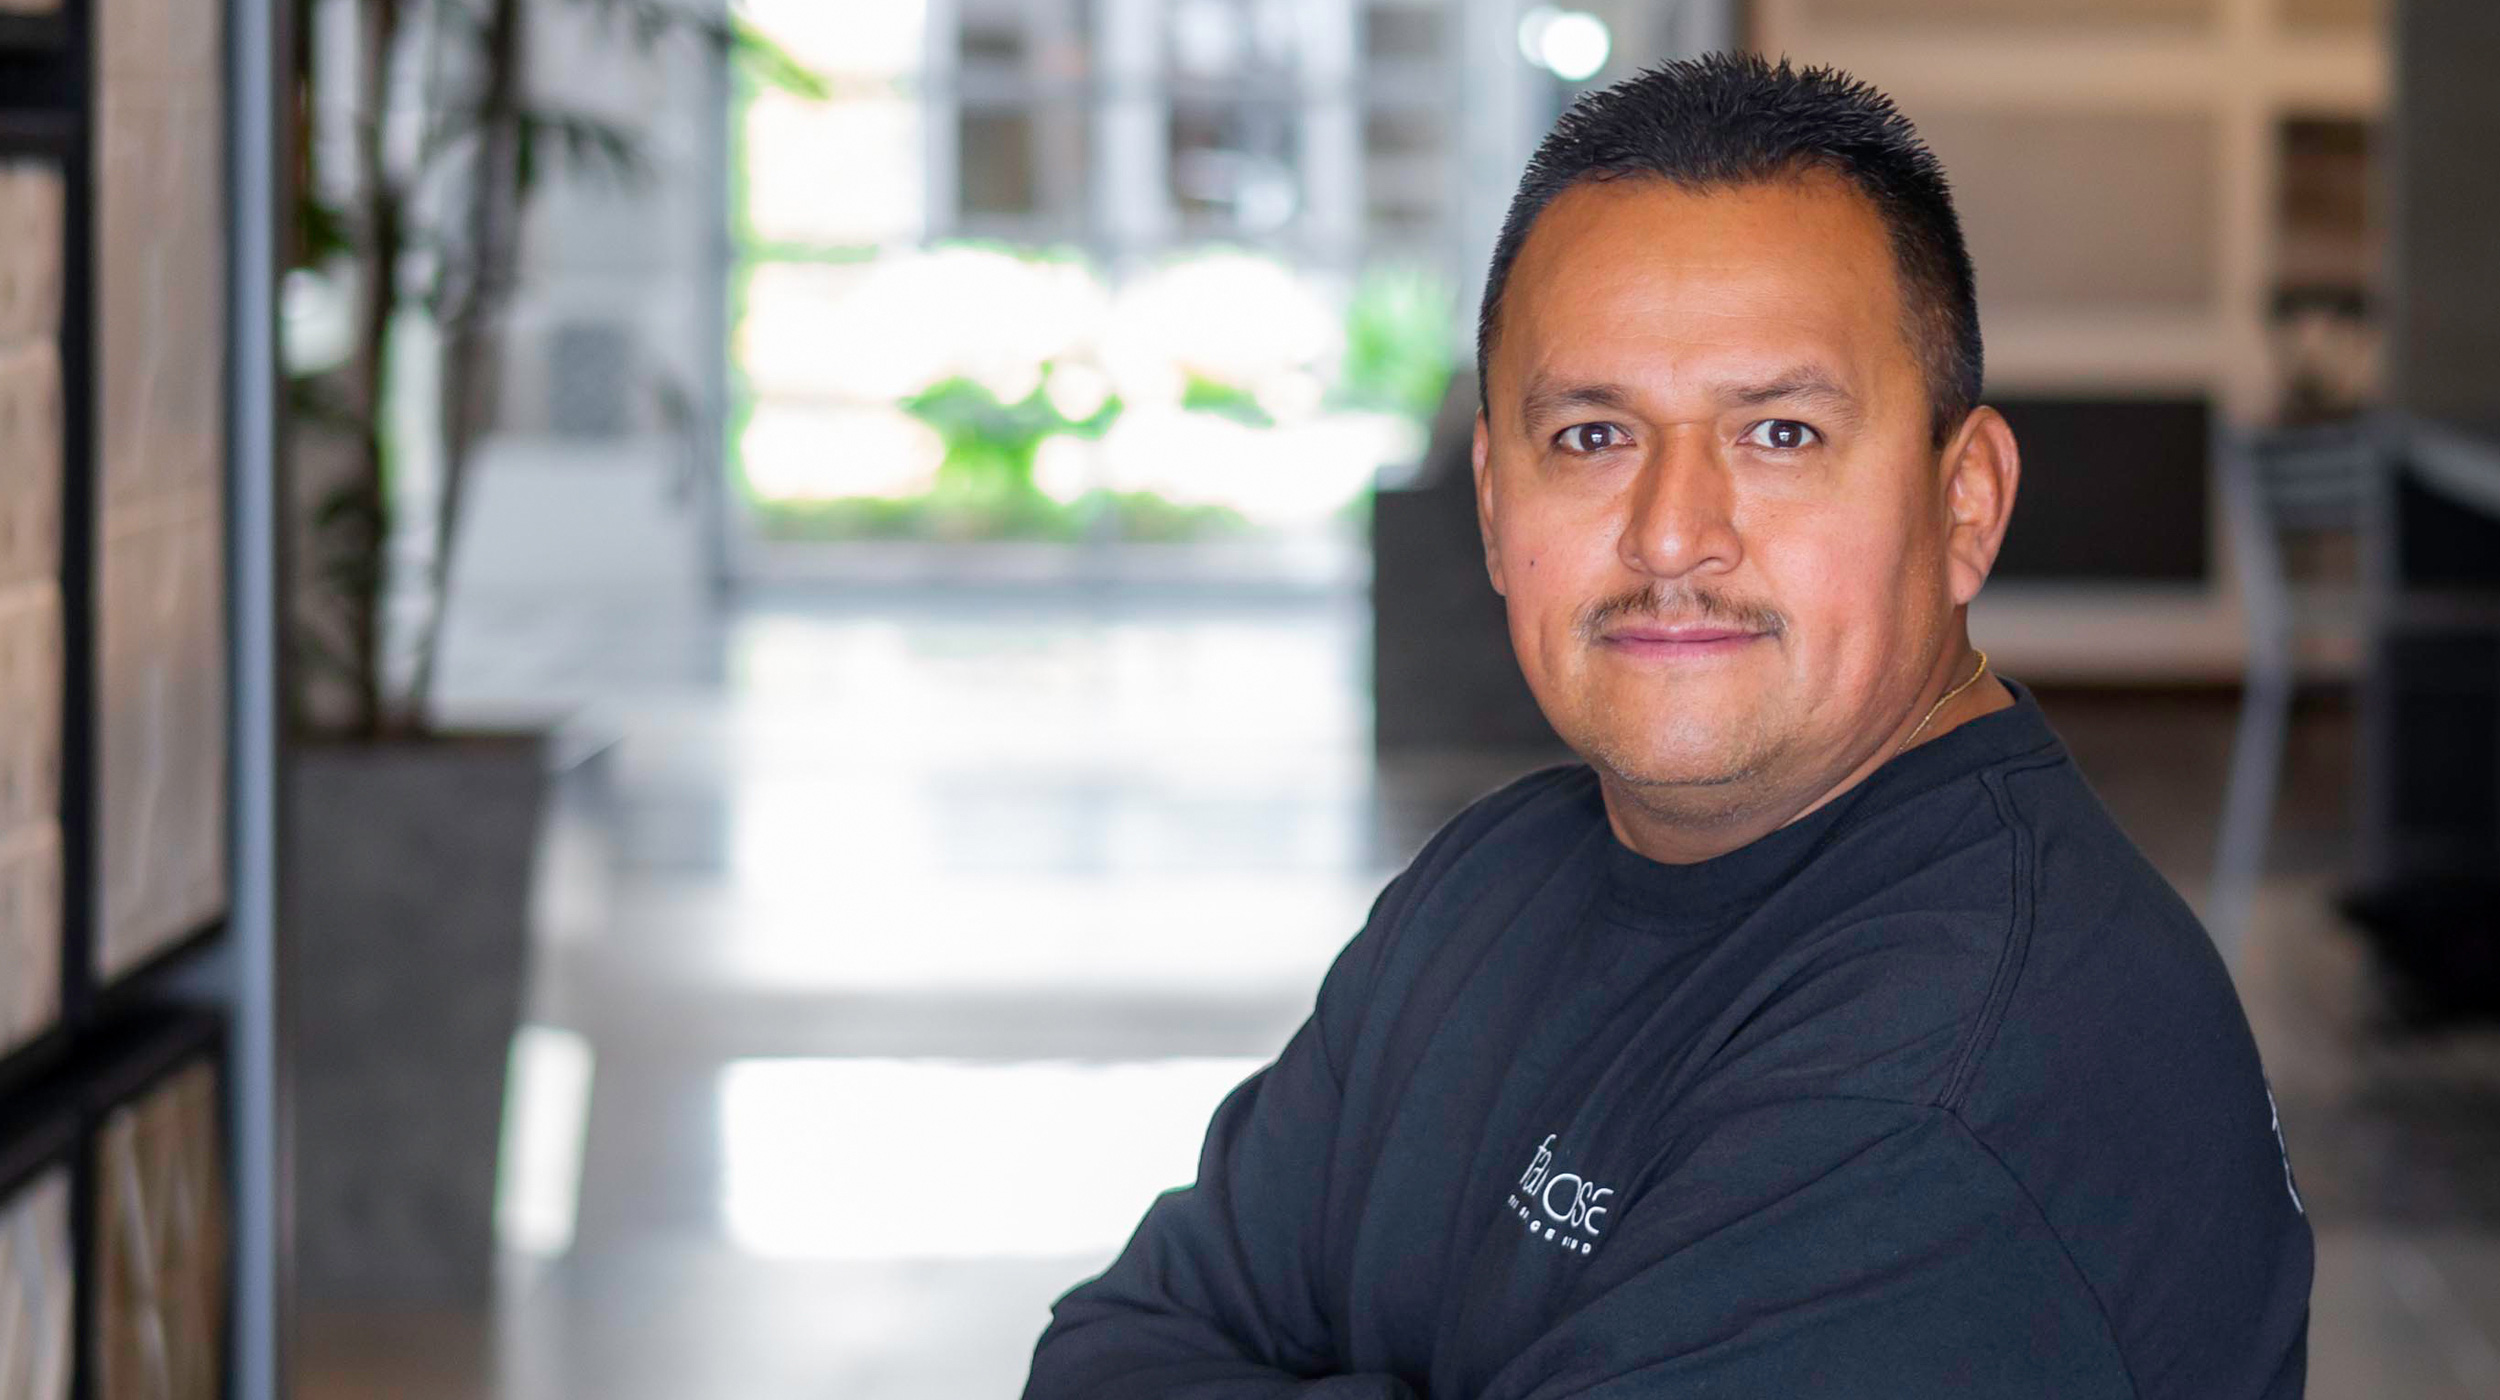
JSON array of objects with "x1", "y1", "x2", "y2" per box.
[{"x1": 461, "y1": 1, "x2": 1735, "y2": 605}]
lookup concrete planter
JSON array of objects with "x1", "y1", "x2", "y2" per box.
[{"x1": 286, "y1": 731, "x2": 551, "y2": 1306}]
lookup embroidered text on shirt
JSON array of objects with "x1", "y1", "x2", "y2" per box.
[{"x1": 1508, "y1": 1133, "x2": 1613, "y2": 1256}]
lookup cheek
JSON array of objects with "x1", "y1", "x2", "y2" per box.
[
  {"x1": 1761, "y1": 500, "x2": 1935, "y2": 664},
  {"x1": 1493, "y1": 508, "x2": 1613, "y2": 668},
  {"x1": 1497, "y1": 489, "x2": 1602, "y2": 592},
  {"x1": 1500, "y1": 507, "x2": 1620, "y2": 607}
]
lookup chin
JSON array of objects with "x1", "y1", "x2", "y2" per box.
[{"x1": 1576, "y1": 725, "x2": 1766, "y2": 795}]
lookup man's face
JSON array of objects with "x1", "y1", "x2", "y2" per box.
[{"x1": 1474, "y1": 171, "x2": 1992, "y2": 822}]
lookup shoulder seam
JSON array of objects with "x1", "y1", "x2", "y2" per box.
[
  {"x1": 1321, "y1": 763, "x2": 1590, "y2": 1088},
  {"x1": 1944, "y1": 1107, "x2": 2145, "y2": 1400},
  {"x1": 1935, "y1": 761, "x2": 2053, "y2": 1109}
]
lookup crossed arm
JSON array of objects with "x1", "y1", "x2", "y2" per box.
[{"x1": 1020, "y1": 938, "x2": 2134, "y2": 1400}]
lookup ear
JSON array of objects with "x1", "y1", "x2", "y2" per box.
[
  {"x1": 1940, "y1": 405, "x2": 2019, "y2": 607},
  {"x1": 1472, "y1": 411, "x2": 1507, "y2": 597}
]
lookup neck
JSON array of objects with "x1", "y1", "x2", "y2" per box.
[{"x1": 1600, "y1": 626, "x2": 2011, "y2": 865}]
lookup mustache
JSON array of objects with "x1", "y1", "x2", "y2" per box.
[{"x1": 1574, "y1": 583, "x2": 1786, "y2": 645}]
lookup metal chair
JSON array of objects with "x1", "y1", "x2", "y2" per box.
[{"x1": 2208, "y1": 415, "x2": 2383, "y2": 963}]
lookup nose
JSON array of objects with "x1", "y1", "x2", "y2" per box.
[{"x1": 1618, "y1": 427, "x2": 1743, "y2": 580}]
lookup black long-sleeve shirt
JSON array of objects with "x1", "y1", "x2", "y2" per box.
[{"x1": 1024, "y1": 680, "x2": 2314, "y2": 1398}]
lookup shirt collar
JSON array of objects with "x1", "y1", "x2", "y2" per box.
[{"x1": 1596, "y1": 675, "x2": 2063, "y2": 929}]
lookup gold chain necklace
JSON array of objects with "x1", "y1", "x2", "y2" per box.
[{"x1": 1895, "y1": 649, "x2": 1990, "y2": 757}]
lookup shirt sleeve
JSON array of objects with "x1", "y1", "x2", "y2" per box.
[
  {"x1": 1020, "y1": 894, "x2": 1419, "y2": 1400},
  {"x1": 1476, "y1": 1097, "x2": 2143, "y2": 1400}
]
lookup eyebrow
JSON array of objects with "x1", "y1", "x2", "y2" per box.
[
  {"x1": 1510, "y1": 365, "x2": 1864, "y2": 431},
  {"x1": 1515, "y1": 375, "x2": 1640, "y2": 431},
  {"x1": 1723, "y1": 366, "x2": 1862, "y2": 416}
]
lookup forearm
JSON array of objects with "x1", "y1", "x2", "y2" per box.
[
  {"x1": 1022, "y1": 881, "x2": 1426, "y2": 1400},
  {"x1": 1026, "y1": 1239, "x2": 1417, "y2": 1400},
  {"x1": 1026, "y1": 1323, "x2": 1415, "y2": 1400}
]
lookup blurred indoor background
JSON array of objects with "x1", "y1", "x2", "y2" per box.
[{"x1": 1, "y1": 0, "x2": 2497, "y2": 1397}]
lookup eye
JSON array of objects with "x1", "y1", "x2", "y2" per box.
[
  {"x1": 1741, "y1": 419, "x2": 1820, "y2": 451},
  {"x1": 1556, "y1": 422, "x2": 1627, "y2": 454}
]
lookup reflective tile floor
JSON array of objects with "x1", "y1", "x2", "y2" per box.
[{"x1": 301, "y1": 589, "x2": 2500, "y2": 1399}]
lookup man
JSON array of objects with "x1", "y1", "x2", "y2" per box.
[{"x1": 1024, "y1": 53, "x2": 2312, "y2": 1399}]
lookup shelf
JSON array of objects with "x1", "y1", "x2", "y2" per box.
[{"x1": 0, "y1": 10, "x2": 69, "y2": 53}]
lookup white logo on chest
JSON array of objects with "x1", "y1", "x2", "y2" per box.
[{"x1": 1507, "y1": 1133, "x2": 1614, "y2": 1256}]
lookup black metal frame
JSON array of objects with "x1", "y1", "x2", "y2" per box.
[
  {"x1": 0, "y1": 1021, "x2": 68, "y2": 1134},
  {"x1": 0, "y1": 0, "x2": 74, "y2": 108},
  {"x1": 0, "y1": 1076, "x2": 76, "y2": 1230},
  {"x1": 2, "y1": 3, "x2": 241, "y2": 1395}
]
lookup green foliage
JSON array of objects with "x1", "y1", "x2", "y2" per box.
[
  {"x1": 567, "y1": 1, "x2": 833, "y2": 101},
  {"x1": 1094, "y1": 491, "x2": 1252, "y2": 543},
  {"x1": 900, "y1": 371, "x2": 1117, "y2": 498},
  {"x1": 296, "y1": 197, "x2": 354, "y2": 266},
  {"x1": 720, "y1": 163, "x2": 1452, "y2": 545},
  {"x1": 1179, "y1": 374, "x2": 1274, "y2": 427},
  {"x1": 285, "y1": 0, "x2": 842, "y2": 736},
  {"x1": 748, "y1": 490, "x2": 1249, "y2": 545},
  {"x1": 726, "y1": 17, "x2": 833, "y2": 100},
  {"x1": 1336, "y1": 262, "x2": 1458, "y2": 422},
  {"x1": 750, "y1": 491, "x2": 1078, "y2": 543},
  {"x1": 513, "y1": 108, "x2": 650, "y2": 196}
]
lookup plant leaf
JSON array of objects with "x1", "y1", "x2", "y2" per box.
[
  {"x1": 728, "y1": 16, "x2": 830, "y2": 100},
  {"x1": 557, "y1": 0, "x2": 833, "y2": 99},
  {"x1": 295, "y1": 197, "x2": 356, "y2": 265},
  {"x1": 311, "y1": 480, "x2": 385, "y2": 531},
  {"x1": 286, "y1": 375, "x2": 374, "y2": 432},
  {"x1": 515, "y1": 107, "x2": 652, "y2": 190}
]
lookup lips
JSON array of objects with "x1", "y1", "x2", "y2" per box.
[
  {"x1": 1603, "y1": 625, "x2": 1759, "y2": 645},
  {"x1": 1593, "y1": 622, "x2": 1768, "y2": 661}
]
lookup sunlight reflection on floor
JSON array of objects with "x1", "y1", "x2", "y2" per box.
[{"x1": 716, "y1": 1056, "x2": 1266, "y2": 1261}]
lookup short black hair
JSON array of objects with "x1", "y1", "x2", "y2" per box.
[{"x1": 1476, "y1": 52, "x2": 1983, "y2": 448}]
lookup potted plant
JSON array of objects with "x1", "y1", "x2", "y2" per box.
[{"x1": 280, "y1": 0, "x2": 817, "y2": 1306}]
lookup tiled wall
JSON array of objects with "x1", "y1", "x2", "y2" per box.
[
  {"x1": 93, "y1": 1060, "x2": 227, "y2": 1400},
  {"x1": 0, "y1": 1166, "x2": 74, "y2": 1400},
  {"x1": 0, "y1": 160, "x2": 64, "y2": 1058},
  {"x1": 3, "y1": 3, "x2": 237, "y2": 1395},
  {"x1": 91, "y1": 0, "x2": 228, "y2": 981}
]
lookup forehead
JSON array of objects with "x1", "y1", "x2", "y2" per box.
[{"x1": 1493, "y1": 171, "x2": 1914, "y2": 400}]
